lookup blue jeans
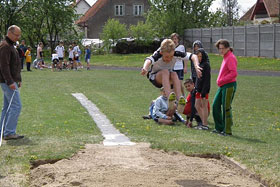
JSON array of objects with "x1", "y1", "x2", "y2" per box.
[{"x1": 0, "y1": 83, "x2": 22, "y2": 136}]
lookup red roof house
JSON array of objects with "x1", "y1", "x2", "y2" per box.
[
  {"x1": 76, "y1": 0, "x2": 150, "y2": 38},
  {"x1": 240, "y1": 0, "x2": 280, "y2": 24}
]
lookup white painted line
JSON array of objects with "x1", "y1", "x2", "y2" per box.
[{"x1": 72, "y1": 93, "x2": 135, "y2": 146}]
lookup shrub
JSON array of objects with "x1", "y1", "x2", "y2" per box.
[
  {"x1": 100, "y1": 19, "x2": 128, "y2": 52},
  {"x1": 114, "y1": 39, "x2": 161, "y2": 54}
]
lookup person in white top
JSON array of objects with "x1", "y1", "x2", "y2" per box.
[
  {"x1": 55, "y1": 41, "x2": 64, "y2": 70},
  {"x1": 170, "y1": 33, "x2": 187, "y2": 96},
  {"x1": 73, "y1": 42, "x2": 82, "y2": 69},
  {"x1": 68, "y1": 45, "x2": 74, "y2": 69}
]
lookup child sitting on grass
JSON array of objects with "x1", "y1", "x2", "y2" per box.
[
  {"x1": 141, "y1": 39, "x2": 200, "y2": 113},
  {"x1": 194, "y1": 48, "x2": 211, "y2": 130},
  {"x1": 152, "y1": 87, "x2": 185, "y2": 125}
]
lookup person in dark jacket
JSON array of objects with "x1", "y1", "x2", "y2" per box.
[
  {"x1": 194, "y1": 48, "x2": 211, "y2": 130},
  {"x1": 16, "y1": 42, "x2": 25, "y2": 69},
  {"x1": 0, "y1": 25, "x2": 24, "y2": 140},
  {"x1": 191, "y1": 40, "x2": 210, "y2": 84},
  {"x1": 19, "y1": 40, "x2": 27, "y2": 69}
]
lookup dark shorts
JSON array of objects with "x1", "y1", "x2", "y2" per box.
[
  {"x1": 59, "y1": 57, "x2": 63, "y2": 61},
  {"x1": 74, "y1": 56, "x2": 79, "y2": 61},
  {"x1": 52, "y1": 59, "x2": 59, "y2": 64},
  {"x1": 147, "y1": 70, "x2": 174, "y2": 89},
  {"x1": 174, "y1": 69, "x2": 184, "y2": 80},
  {"x1": 148, "y1": 72, "x2": 162, "y2": 88}
]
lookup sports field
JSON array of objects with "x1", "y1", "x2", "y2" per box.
[{"x1": 0, "y1": 54, "x2": 279, "y2": 186}]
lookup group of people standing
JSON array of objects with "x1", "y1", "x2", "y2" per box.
[
  {"x1": 13, "y1": 39, "x2": 92, "y2": 72},
  {"x1": 40, "y1": 41, "x2": 91, "y2": 71},
  {"x1": 142, "y1": 33, "x2": 238, "y2": 136},
  {"x1": 51, "y1": 41, "x2": 91, "y2": 71}
]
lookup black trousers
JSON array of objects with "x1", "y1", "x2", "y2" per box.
[{"x1": 27, "y1": 63, "x2": 31, "y2": 71}]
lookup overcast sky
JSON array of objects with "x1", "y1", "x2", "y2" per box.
[
  {"x1": 211, "y1": 0, "x2": 256, "y2": 15},
  {"x1": 86, "y1": 0, "x2": 256, "y2": 16}
]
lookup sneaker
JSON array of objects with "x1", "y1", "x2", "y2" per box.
[
  {"x1": 177, "y1": 96, "x2": 186, "y2": 113},
  {"x1": 194, "y1": 125, "x2": 203, "y2": 130},
  {"x1": 142, "y1": 115, "x2": 152, "y2": 120},
  {"x1": 219, "y1": 131, "x2": 232, "y2": 136},
  {"x1": 211, "y1": 129, "x2": 220, "y2": 134},
  {"x1": 168, "y1": 92, "x2": 176, "y2": 110},
  {"x1": 4, "y1": 134, "x2": 24, "y2": 140},
  {"x1": 201, "y1": 125, "x2": 209, "y2": 130}
]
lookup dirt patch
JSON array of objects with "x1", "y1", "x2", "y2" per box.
[
  {"x1": 30, "y1": 143, "x2": 262, "y2": 187},
  {"x1": 30, "y1": 159, "x2": 62, "y2": 169}
]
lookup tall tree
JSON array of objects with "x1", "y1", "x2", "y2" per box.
[
  {"x1": 146, "y1": 0, "x2": 214, "y2": 38},
  {"x1": 0, "y1": 0, "x2": 29, "y2": 39},
  {"x1": 19, "y1": 0, "x2": 48, "y2": 47},
  {"x1": 222, "y1": 0, "x2": 239, "y2": 26},
  {"x1": 1, "y1": 0, "x2": 79, "y2": 52},
  {"x1": 208, "y1": 9, "x2": 228, "y2": 27}
]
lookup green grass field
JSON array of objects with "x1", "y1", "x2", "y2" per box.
[
  {"x1": 0, "y1": 54, "x2": 280, "y2": 186},
  {"x1": 88, "y1": 53, "x2": 280, "y2": 71}
]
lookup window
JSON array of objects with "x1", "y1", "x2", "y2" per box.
[
  {"x1": 115, "y1": 5, "x2": 125, "y2": 16},
  {"x1": 133, "y1": 5, "x2": 143, "y2": 16}
]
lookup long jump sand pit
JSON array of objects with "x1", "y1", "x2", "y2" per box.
[{"x1": 30, "y1": 143, "x2": 262, "y2": 187}]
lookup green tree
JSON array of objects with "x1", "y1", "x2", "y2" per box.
[
  {"x1": 19, "y1": 0, "x2": 48, "y2": 47},
  {"x1": 129, "y1": 21, "x2": 156, "y2": 44},
  {"x1": 1, "y1": 0, "x2": 79, "y2": 52},
  {"x1": 146, "y1": 0, "x2": 215, "y2": 38},
  {"x1": 100, "y1": 18, "x2": 128, "y2": 51},
  {"x1": 208, "y1": 9, "x2": 228, "y2": 27},
  {"x1": 0, "y1": 0, "x2": 29, "y2": 39},
  {"x1": 23, "y1": 0, "x2": 77, "y2": 52}
]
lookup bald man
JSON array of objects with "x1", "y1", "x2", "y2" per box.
[{"x1": 0, "y1": 25, "x2": 24, "y2": 140}]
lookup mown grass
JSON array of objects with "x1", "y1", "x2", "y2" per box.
[
  {"x1": 0, "y1": 70, "x2": 104, "y2": 186},
  {"x1": 88, "y1": 53, "x2": 280, "y2": 71},
  {"x1": 0, "y1": 55, "x2": 279, "y2": 186}
]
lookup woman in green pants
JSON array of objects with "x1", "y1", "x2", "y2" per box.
[{"x1": 212, "y1": 39, "x2": 238, "y2": 136}]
